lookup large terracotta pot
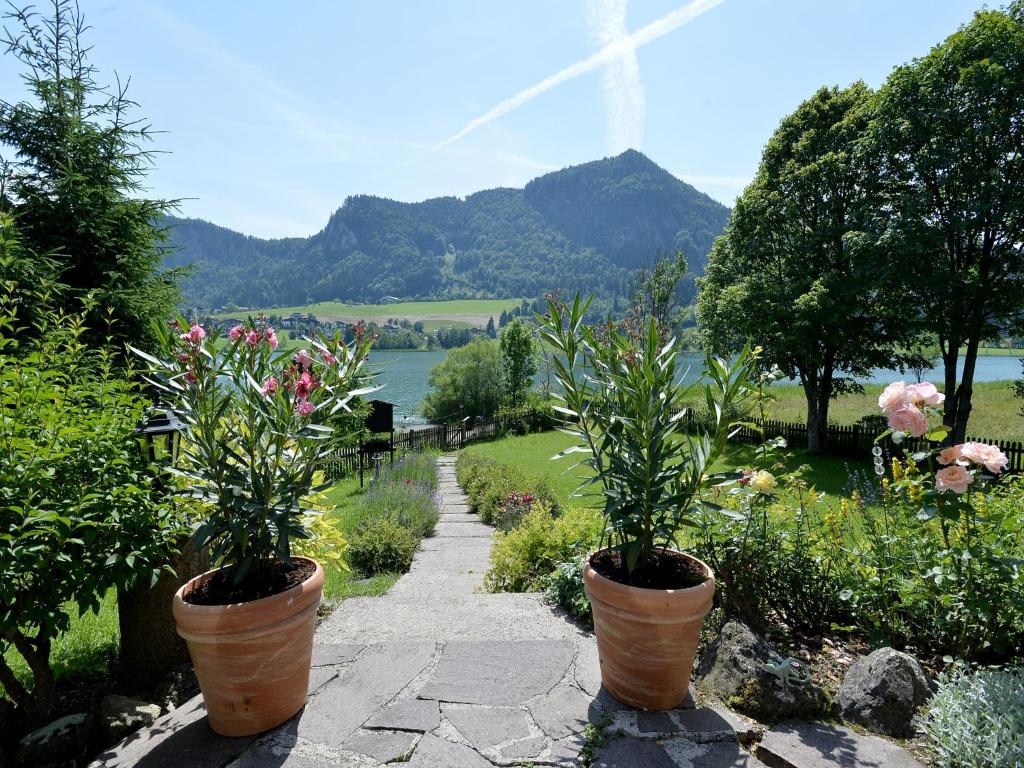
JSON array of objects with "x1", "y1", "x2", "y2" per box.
[
  {"x1": 583, "y1": 549, "x2": 715, "y2": 710},
  {"x1": 172, "y1": 558, "x2": 323, "y2": 736}
]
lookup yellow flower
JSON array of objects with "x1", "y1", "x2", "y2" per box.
[
  {"x1": 891, "y1": 458, "x2": 903, "y2": 480},
  {"x1": 750, "y1": 470, "x2": 778, "y2": 495}
]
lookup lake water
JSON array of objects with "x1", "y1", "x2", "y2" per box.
[{"x1": 370, "y1": 350, "x2": 1022, "y2": 424}]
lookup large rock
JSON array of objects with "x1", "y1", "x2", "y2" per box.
[
  {"x1": 695, "y1": 620, "x2": 827, "y2": 723},
  {"x1": 16, "y1": 712, "x2": 93, "y2": 768},
  {"x1": 100, "y1": 695, "x2": 162, "y2": 741},
  {"x1": 756, "y1": 720, "x2": 924, "y2": 768},
  {"x1": 836, "y1": 647, "x2": 935, "y2": 737}
]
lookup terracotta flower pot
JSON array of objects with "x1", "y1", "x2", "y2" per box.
[
  {"x1": 583, "y1": 549, "x2": 715, "y2": 710},
  {"x1": 172, "y1": 558, "x2": 324, "y2": 736}
]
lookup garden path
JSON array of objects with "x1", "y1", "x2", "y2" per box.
[{"x1": 92, "y1": 457, "x2": 922, "y2": 768}]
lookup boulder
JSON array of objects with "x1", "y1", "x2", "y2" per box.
[
  {"x1": 15, "y1": 712, "x2": 93, "y2": 768},
  {"x1": 100, "y1": 694, "x2": 162, "y2": 741},
  {"x1": 151, "y1": 663, "x2": 200, "y2": 711},
  {"x1": 695, "y1": 620, "x2": 827, "y2": 723},
  {"x1": 836, "y1": 647, "x2": 935, "y2": 737}
]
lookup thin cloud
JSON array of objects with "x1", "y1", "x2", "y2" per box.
[
  {"x1": 380, "y1": 0, "x2": 725, "y2": 177},
  {"x1": 679, "y1": 173, "x2": 752, "y2": 189},
  {"x1": 587, "y1": 0, "x2": 645, "y2": 152}
]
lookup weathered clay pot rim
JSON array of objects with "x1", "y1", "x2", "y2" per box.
[
  {"x1": 585, "y1": 547, "x2": 714, "y2": 595},
  {"x1": 173, "y1": 556, "x2": 322, "y2": 615}
]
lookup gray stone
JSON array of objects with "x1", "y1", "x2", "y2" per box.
[
  {"x1": 696, "y1": 621, "x2": 827, "y2": 723},
  {"x1": 432, "y1": 522, "x2": 492, "y2": 538},
  {"x1": 662, "y1": 739, "x2": 768, "y2": 767},
  {"x1": 296, "y1": 640, "x2": 436, "y2": 748},
  {"x1": 228, "y1": 746, "x2": 337, "y2": 768},
  {"x1": 574, "y1": 640, "x2": 602, "y2": 697},
  {"x1": 528, "y1": 682, "x2": 598, "y2": 738},
  {"x1": 674, "y1": 708, "x2": 741, "y2": 742},
  {"x1": 407, "y1": 732, "x2": 493, "y2": 767},
  {"x1": 499, "y1": 734, "x2": 548, "y2": 759},
  {"x1": 18, "y1": 713, "x2": 93, "y2": 768},
  {"x1": 310, "y1": 643, "x2": 363, "y2": 667},
  {"x1": 306, "y1": 665, "x2": 340, "y2": 695},
  {"x1": 90, "y1": 696, "x2": 255, "y2": 768},
  {"x1": 342, "y1": 728, "x2": 418, "y2": 762},
  {"x1": 151, "y1": 663, "x2": 200, "y2": 711},
  {"x1": 637, "y1": 711, "x2": 677, "y2": 734},
  {"x1": 442, "y1": 704, "x2": 533, "y2": 749},
  {"x1": 540, "y1": 733, "x2": 588, "y2": 766},
  {"x1": 592, "y1": 736, "x2": 676, "y2": 767},
  {"x1": 418, "y1": 639, "x2": 574, "y2": 705},
  {"x1": 836, "y1": 647, "x2": 935, "y2": 737},
  {"x1": 364, "y1": 698, "x2": 440, "y2": 732},
  {"x1": 100, "y1": 695, "x2": 162, "y2": 741},
  {"x1": 756, "y1": 720, "x2": 925, "y2": 768}
]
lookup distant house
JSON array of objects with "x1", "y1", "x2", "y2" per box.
[{"x1": 379, "y1": 296, "x2": 402, "y2": 304}]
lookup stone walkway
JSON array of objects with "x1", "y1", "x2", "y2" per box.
[{"x1": 92, "y1": 457, "x2": 920, "y2": 768}]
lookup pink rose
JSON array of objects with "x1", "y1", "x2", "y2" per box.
[
  {"x1": 959, "y1": 442, "x2": 1009, "y2": 474},
  {"x1": 296, "y1": 399, "x2": 314, "y2": 416},
  {"x1": 906, "y1": 382, "x2": 945, "y2": 406},
  {"x1": 878, "y1": 381, "x2": 910, "y2": 413},
  {"x1": 228, "y1": 325, "x2": 243, "y2": 340},
  {"x1": 259, "y1": 376, "x2": 278, "y2": 396},
  {"x1": 244, "y1": 330, "x2": 260, "y2": 346},
  {"x1": 295, "y1": 349, "x2": 314, "y2": 370},
  {"x1": 888, "y1": 403, "x2": 928, "y2": 437},
  {"x1": 266, "y1": 328, "x2": 279, "y2": 350},
  {"x1": 937, "y1": 445, "x2": 962, "y2": 466},
  {"x1": 179, "y1": 324, "x2": 206, "y2": 345},
  {"x1": 935, "y1": 465, "x2": 973, "y2": 494}
]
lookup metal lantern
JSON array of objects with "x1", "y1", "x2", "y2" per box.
[{"x1": 136, "y1": 408, "x2": 183, "y2": 466}]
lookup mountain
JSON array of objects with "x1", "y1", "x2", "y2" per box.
[{"x1": 163, "y1": 150, "x2": 731, "y2": 310}]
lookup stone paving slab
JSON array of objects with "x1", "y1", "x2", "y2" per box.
[
  {"x1": 755, "y1": 721, "x2": 924, "y2": 768},
  {"x1": 363, "y1": 698, "x2": 441, "y2": 733}
]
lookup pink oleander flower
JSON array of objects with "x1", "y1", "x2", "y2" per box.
[
  {"x1": 294, "y1": 370, "x2": 319, "y2": 399},
  {"x1": 266, "y1": 327, "x2": 279, "y2": 350},
  {"x1": 260, "y1": 376, "x2": 279, "y2": 396},
  {"x1": 906, "y1": 382, "x2": 945, "y2": 407},
  {"x1": 244, "y1": 330, "x2": 260, "y2": 346},
  {"x1": 228, "y1": 325, "x2": 244, "y2": 340},
  {"x1": 959, "y1": 442, "x2": 1009, "y2": 475},
  {"x1": 295, "y1": 349, "x2": 314, "y2": 370},
  {"x1": 296, "y1": 399, "x2": 314, "y2": 416},
  {"x1": 888, "y1": 403, "x2": 928, "y2": 437},
  {"x1": 177, "y1": 352, "x2": 190, "y2": 362},
  {"x1": 938, "y1": 445, "x2": 962, "y2": 466},
  {"x1": 180, "y1": 324, "x2": 206, "y2": 345},
  {"x1": 185, "y1": 369, "x2": 197, "y2": 384},
  {"x1": 878, "y1": 381, "x2": 910, "y2": 413},
  {"x1": 935, "y1": 465, "x2": 973, "y2": 494},
  {"x1": 321, "y1": 350, "x2": 337, "y2": 365}
]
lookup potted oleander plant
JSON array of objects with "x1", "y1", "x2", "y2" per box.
[
  {"x1": 539, "y1": 295, "x2": 755, "y2": 710},
  {"x1": 134, "y1": 318, "x2": 375, "y2": 736}
]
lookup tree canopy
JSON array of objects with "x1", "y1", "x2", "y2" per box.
[
  {"x1": 499, "y1": 318, "x2": 539, "y2": 405},
  {"x1": 421, "y1": 339, "x2": 503, "y2": 422}
]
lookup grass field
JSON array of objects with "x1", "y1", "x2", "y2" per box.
[
  {"x1": 213, "y1": 299, "x2": 522, "y2": 330},
  {"x1": 756, "y1": 380, "x2": 1023, "y2": 442},
  {"x1": 461, "y1": 430, "x2": 861, "y2": 508}
]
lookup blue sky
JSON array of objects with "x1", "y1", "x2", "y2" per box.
[{"x1": 1, "y1": 0, "x2": 984, "y2": 238}]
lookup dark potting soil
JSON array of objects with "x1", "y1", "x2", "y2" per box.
[
  {"x1": 183, "y1": 558, "x2": 315, "y2": 606},
  {"x1": 591, "y1": 549, "x2": 707, "y2": 590}
]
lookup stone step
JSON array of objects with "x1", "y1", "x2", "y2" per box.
[{"x1": 755, "y1": 721, "x2": 924, "y2": 768}]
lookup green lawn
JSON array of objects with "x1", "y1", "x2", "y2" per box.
[
  {"x1": 757, "y1": 380, "x2": 1023, "y2": 442},
  {"x1": 461, "y1": 430, "x2": 861, "y2": 508},
  {"x1": 213, "y1": 299, "x2": 522, "y2": 329}
]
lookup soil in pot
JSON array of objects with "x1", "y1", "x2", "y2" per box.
[
  {"x1": 183, "y1": 558, "x2": 316, "y2": 605},
  {"x1": 590, "y1": 548, "x2": 707, "y2": 589}
]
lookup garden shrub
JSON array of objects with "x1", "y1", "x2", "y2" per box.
[
  {"x1": 346, "y1": 519, "x2": 417, "y2": 576},
  {"x1": 455, "y1": 454, "x2": 560, "y2": 527},
  {"x1": 485, "y1": 505, "x2": 603, "y2": 592},
  {"x1": 360, "y1": 457, "x2": 440, "y2": 540},
  {"x1": 923, "y1": 665, "x2": 1024, "y2": 768},
  {"x1": 543, "y1": 558, "x2": 592, "y2": 628}
]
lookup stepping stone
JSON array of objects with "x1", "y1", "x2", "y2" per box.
[
  {"x1": 407, "y1": 733, "x2": 492, "y2": 767},
  {"x1": 228, "y1": 746, "x2": 337, "y2": 767},
  {"x1": 306, "y1": 665, "x2": 340, "y2": 695},
  {"x1": 527, "y1": 683, "x2": 599, "y2": 739},
  {"x1": 342, "y1": 729, "x2": 418, "y2": 762},
  {"x1": 592, "y1": 736, "x2": 676, "y2": 767},
  {"x1": 574, "y1": 641, "x2": 602, "y2": 697},
  {"x1": 442, "y1": 704, "x2": 533, "y2": 750},
  {"x1": 439, "y1": 513, "x2": 479, "y2": 523},
  {"x1": 637, "y1": 711, "x2": 677, "y2": 734},
  {"x1": 432, "y1": 523, "x2": 491, "y2": 538},
  {"x1": 311, "y1": 643, "x2": 363, "y2": 667},
  {"x1": 418, "y1": 640, "x2": 575, "y2": 705},
  {"x1": 756, "y1": 720, "x2": 924, "y2": 768},
  {"x1": 364, "y1": 698, "x2": 440, "y2": 732},
  {"x1": 663, "y1": 739, "x2": 768, "y2": 767},
  {"x1": 500, "y1": 735, "x2": 548, "y2": 760},
  {"x1": 296, "y1": 641, "x2": 436, "y2": 748}
]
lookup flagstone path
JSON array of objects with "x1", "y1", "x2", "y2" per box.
[{"x1": 92, "y1": 457, "x2": 922, "y2": 768}]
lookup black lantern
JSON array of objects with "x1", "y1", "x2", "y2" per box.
[{"x1": 136, "y1": 409, "x2": 183, "y2": 466}]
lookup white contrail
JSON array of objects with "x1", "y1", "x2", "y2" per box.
[
  {"x1": 380, "y1": 0, "x2": 724, "y2": 176},
  {"x1": 587, "y1": 0, "x2": 645, "y2": 152}
]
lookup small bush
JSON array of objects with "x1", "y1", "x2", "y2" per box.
[
  {"x1": 923, "y1": 666, "x2": 1024, "y2": 768},
  {"x1": 485, "y1": 505, "x2": 603, "y2": 592},
  {"x1": 543, "y1": 558, "x2": 592, "y2": 628},
  {"x1": 346, "y1": 519, "x2": 417, "y2": 576},
  {"x1": 456, "y1": 454, "x2": 560, "y2": 526}
]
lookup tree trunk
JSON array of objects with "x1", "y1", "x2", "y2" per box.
[
  {"x1": 5, "y1": 630, "x2": 55, "y2": 720},
  {"x1": 940, "y1": 337, "x2": 961, "y2": 440},
  {"x1": 952, "y1": 335, "x2": 981, "y2": 444},
  {"x1": 803, "y1": 368, "x2": 834, "y2": 454}
]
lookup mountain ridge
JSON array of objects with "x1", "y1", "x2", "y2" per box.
[{"x1": 164, "y1": 149, "x2": 731, "y2": 310}]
